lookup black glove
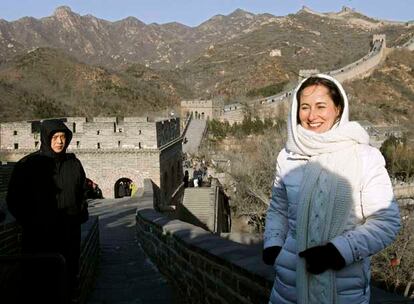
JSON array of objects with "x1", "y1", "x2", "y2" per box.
[
  {"x1": 298, "y1": 243, "x2": 345, "y2": 274},
  {"x1": 262, "y1": 246, "x2": 282, "y2": 265}
]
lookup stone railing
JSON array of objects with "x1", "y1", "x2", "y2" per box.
[
  {"x1": 135, "y1": 179, "x2": 273, "y2": 303},
  {"x1": 0, "y1": 213, "x2": 100, "y2": 304}
]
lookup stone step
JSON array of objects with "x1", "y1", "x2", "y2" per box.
[{"x1": 181, "y1": 188, "x2": 215, "y2": 227}]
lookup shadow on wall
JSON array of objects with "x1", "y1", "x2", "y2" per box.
[
  {"x1": 175, "y1": 204, "x2": 210, "y2": 231},
  {"x1": 136, "y1": 180, "x2": 274, "y2": 303}
]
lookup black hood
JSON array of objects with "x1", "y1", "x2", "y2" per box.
[{"x1": 40, "y1": 119, "x2": 73, "y2": 157}]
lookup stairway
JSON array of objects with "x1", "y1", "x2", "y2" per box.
[
  {"x1": 180, "y1": 188, "x2": 215, "y2": 231},
  {"x1": 182, "y1": 119, "x2": 207, "y2": 155}
]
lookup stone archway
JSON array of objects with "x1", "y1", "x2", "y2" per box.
[{"x1": 114, "y1": 177, "x2": 133, "y2": 198}]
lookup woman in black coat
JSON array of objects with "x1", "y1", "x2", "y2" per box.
[{"x1": 7, "y1": 119, "x2": 87, "y2": 303}]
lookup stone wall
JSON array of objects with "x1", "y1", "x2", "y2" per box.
[
  {"x1": 254, "y1": 99, "x2": 289, "y2": 120},
  {"x1": 76, "y1": 149, "x2": 161, "y2": 198},
  {"x1": 0, "y1": 116, "x2": 180, "y2": 151},
  {"x1": 0, "y1": 117, "x2": 183, "y2": 199},
  {"x1": 219, "y1": 103, "x2": 245, "y2": 125},
  {"x1": 298, "y1": 37, "x2": 386, "y2": 84},
  {"x1": 329, "y1": 39, "x2": 386, "y2": 83},
  {"x1": 135, "y1": 179, "x2": 274, "y2": 304},
  {"x1": 0, "y1": 121, "x2": 35, "y2": 150},
  {"x1": 181, "y1": 99, "x2": 224, "y2": 120},
  {"x1": 240, "y1": 36, "x2": 387, "y2": 119},
  {"x1": 159, "y1": 139, "x2": 183, "y2": 203}
]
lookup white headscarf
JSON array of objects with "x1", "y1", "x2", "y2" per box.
[
  {"x1": 286, "y1": 73, "x2": 369, "y2": 156},
  {"x1": 286, "y1": 74, "x2": 369, "y2": 304}
]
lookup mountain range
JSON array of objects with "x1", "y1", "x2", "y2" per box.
[{"x1": 0, "y1": 6, "x2": 413, "y2": 125}]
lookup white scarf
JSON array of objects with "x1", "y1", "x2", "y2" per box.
[{"x1": 285, "y1": 74, "x2": 370, "y2": 304}]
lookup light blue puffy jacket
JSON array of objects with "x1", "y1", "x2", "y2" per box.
[{"x1": 264, "y1": 146, "x2": 401, "y2": 304}]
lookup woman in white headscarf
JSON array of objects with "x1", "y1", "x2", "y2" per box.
[{"x1": 263, "y1": 74, "x2": 400, "y2": 304}]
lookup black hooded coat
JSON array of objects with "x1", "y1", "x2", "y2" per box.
[{"x1": 6, "y1": 119, "x2": 86, "y2": 301}]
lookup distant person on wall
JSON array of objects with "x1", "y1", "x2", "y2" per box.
[
  {"x1": 118, "y1": 181, "x2": 126, "y2": 197},
  {"x1": 183, "y1": 170, "x2": 189, "y2": 188},
  {"x1": 7, "y1": 119, "x2": 88, "y2": 303},
  {"x1": 263, "y1": 74, "x2": 400, "y2": 304},
  {"x1": 125, "y1": 181, "x2": 132, "y2": 196},
  {"x1": 130, "y1": 182, "x2": 138, "y2": 197}
]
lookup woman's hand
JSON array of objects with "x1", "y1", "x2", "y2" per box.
[
  {"x1": 298, "y1": 243, "x2": 345, "y2": 274},
  {"x1": 263, "y1": 246, "x2": 282, "y2": 265}
]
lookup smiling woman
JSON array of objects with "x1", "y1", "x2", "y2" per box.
[
  {"x1": 263, "y1": 74, "x2": 400, "y2": 304},
  {"x1": 297, "y1": 78, "x2": 343, "y2": 133}
]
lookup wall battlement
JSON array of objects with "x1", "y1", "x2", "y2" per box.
[
  {"x1": 0, "y1": 116, "x2": 182, "y2": 199},
  {"x1": 0, "y1": 116, "x2": 180, "y2": 151}
]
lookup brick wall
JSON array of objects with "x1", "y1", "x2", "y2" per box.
[
  {"x1": 135, "y1": 179, "x2": 274, "y2": 304},
  {"x1": 0, "y1": 117, "x2": 182, "y2": 199},
  {"x1": 75, "y1": 149, "x2": 161, "y2": 198},
  {"x1": 181, "y1": 99, "x2": 224, "y2": 120},
  {"x1": 0, "y1": 116, "x2": 180, "y2": 151},
  {"x1": 219, "y1": 107, "x2": 245, "y2": 125}
]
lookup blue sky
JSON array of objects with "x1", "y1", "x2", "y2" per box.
[{"x1": 0, "y1": 0, "x2": 412, "y2": 26}]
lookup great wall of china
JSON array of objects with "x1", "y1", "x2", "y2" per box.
[
  {"x1": 0, "y1": 29, "x2": 413, "y2": 303},
  {"x1": 181, "y1": 33, "x2": 410, "y2": 126}
]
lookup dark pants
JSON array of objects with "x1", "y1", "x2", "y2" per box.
[{"x1": 21, "y1": 214, "x2": 81, "y2": 303}]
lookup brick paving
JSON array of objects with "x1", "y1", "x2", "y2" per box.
[{"x1": 86, "y1": 195, "x2": 176, "y2": 304}]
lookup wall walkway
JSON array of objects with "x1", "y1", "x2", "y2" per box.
[
  {"x1": 182, "y1": 119, "x2": 207, "y2": 155},
  {"x1": 86, "y1": 195, "x2": 175, "y2": 304}
]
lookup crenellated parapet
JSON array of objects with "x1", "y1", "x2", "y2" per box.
[
  {"x1": 373, "y1": 34, "x2": 386, "y2": 46},
  {"x1": 181, "y1": 99, "x2": 224, "y2": 120},
  {"x1": 295, "y1": 34, "x2": 387, "y2": 83},
  {"x1": 0, "y1": 116, "x2": 180, "y2": 152},
  {"x1": 0, "y1": 116, "x2": 183, "y2": 199}
]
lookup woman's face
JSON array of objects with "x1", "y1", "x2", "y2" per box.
[{"x1": 298, "y1": 84, "x2": 341, "y2": 133}]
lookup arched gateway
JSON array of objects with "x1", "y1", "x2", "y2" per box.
[{"x1": 114, "y1": 177, "x2": 133, "y2": 198}]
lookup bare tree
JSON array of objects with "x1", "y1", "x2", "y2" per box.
[{"x1": 371, "y1": 203, "x2": 414, "y2": 298}]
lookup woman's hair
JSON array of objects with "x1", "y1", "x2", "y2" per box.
[{"x1": 296, "y1": 76, "x2": 344, "y2": 122}]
